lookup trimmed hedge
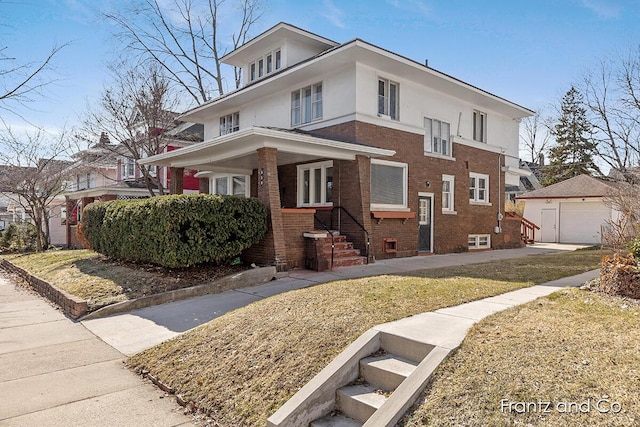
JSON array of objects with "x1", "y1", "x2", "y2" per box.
[{"x1": 82, "y1": 194, "x2": 267, "y2": 268}]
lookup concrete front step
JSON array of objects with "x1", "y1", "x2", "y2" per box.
[
  {"x1": 332, "y1": 256, "x2": 367, "y2": 268},
  {"x1": 360, "y1": 354, "x2": 418, "y2": 391},
  {"x1": 310, "y1": 414, "x2": 363, "y2": 427},
  {"x1": 336, "y1": 384, "x2": 388, "y2": 423}
]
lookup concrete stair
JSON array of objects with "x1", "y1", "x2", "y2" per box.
[{"x1": 310, "y1": 342, "x2": 422, "y2": 426}]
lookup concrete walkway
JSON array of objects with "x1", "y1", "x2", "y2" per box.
[
  {"x1": 0, "y1": 274, "x2": 195, "y2": 427},
  {"x1": 83, "y1": 243, "x2": 590, "y2": 355},
  {"x1": 0, "y1": 243, "x2": 594, "y2": 426}
]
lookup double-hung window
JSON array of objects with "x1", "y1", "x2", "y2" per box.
[
  {"x1": 291, "y1": 83, "x2": 322, "y2": 126},
  {"x1": 469, "y1": 172, "x2": 489, "y2": 204},
  {"x1": 220, "y1": 112, "x2": 240, "y2": 135},
  {"x1": 370, "y1": 159, "x2": 408, "y2": 210},
  {"x1": 297, "y1": 161, "x2": 333, "y2": 206},
  {"x1": 424, "y1": 118, "x2": 451, "y2": 156},
  {"x1": 210, "y1": 174, "x2": 249, "y2": 197},
  {"x1": 122, "y1": 158, "x2": 135, "y2": 179},
  {"x1": 378, "y1": 78, "x2": 399, "y2": 120},
  {"x1": 442, "y1": 174, "x2": 455, "y2": 212},
  {"x1": 473, "y1": 110, "x2": 487, "y2": 143}
]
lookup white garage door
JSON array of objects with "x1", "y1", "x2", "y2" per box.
[{"x1": 559, "y1": 202, "x2": 610, "y2": 244}]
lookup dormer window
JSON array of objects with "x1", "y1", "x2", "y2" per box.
[{"x1": 249, "y1": 48, "x2": 282, "y2": 82}]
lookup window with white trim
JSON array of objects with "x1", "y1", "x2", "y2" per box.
[
  {"x1": 469, "y1": 172, "x2": 489, "y2": 203},
  {"x1": 442, "y1": 174, "x2": 455, "y2": 212},
  {"x1": 378, "y1": 78, "x2": 399, "y2": 120},
  {"x1": 424, "y1": 117, "x2": 451, "y2": 156},
  {"x1": 220, "y1": 112, "x2": 240, "y2": 135},
  {"x1": 210, "y1": 174, "x2": 250, "y2": 197},
  {"x1": 468, "y1": 234, "x2": 490, "y2": 249},
  {"x1": 122, "y1": 158, "x2": 135, "y2": 179},
  {"x1": 249, "y1": 49, "x2": 282, "y2": 82},
  {"x1": 291, "y1": 83, "x2": 322, "y2": 126},
  {"x1": 370, "y1": 159, "x2": 408, "y2": 209},
  {"x1": 473, "y1": 110, "x2": 487, "y2": 143},
  {"x1": 297, "y1": 161, "x2": 333, "y2": 206}
]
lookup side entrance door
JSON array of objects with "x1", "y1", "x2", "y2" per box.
[
  {"x1": 418, "y1": 194, "x2": 433, "y2": 252},
  {"x1": 540, "y1": 208, "x2": 557, "y2": 243}
]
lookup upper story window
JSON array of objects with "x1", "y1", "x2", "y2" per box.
[
  {"x1": 378, "y1": 78, "x2": 399, "y2": 120},
  {"x1": 122, "y1": 158, "x2": 135, "y2": 179},
  {"x1": 442, "y1": 174, "x2": 455, "y2": 212},
  {"x1": 371, "y1": 159, "x2": 408, "y2": 210},
  {"x1": 473, "y1": 110, "x2": 487, "y2": 143},
  {"x1": 211, "y1": 174, "x2": 249, "y2": 197},
  {"x1": 249, "y1": 48, "x2": 282, "y2": 82},
  {"x1": 291, "y1": 83, "x2": 322, "y2": 126},
  {"x1": 297, "y1": 161, "x2": 333, "y2": 207},
  {"x1": 424, "y1": 118, "x2": 451, "y2": 156},
  {"x1": 220, "y1": 112, "x2": 240, "y2": 135},
  {"x1": 469, "y1": 172, "x2": 489, "y2": 204}
]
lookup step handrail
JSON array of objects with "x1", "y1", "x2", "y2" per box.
[
  {"x1": 313, "y1": 212, "x2": 335, "y2": 270},
  {"x1": 331, "y1": 206, "x2": 370, "y2": 264},
  {"x1": 505, "y1": 211, "x2": 540, "y2": 243}
]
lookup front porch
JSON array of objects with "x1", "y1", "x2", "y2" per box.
[{"x1": 140, "y1": 127, "x2": 395, "y2": 271}]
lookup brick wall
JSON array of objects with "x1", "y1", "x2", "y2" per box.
[{"x1": 281, "y1": 209, "x2": 316, "y2": 269}]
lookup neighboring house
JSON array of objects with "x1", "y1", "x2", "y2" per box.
[
  {"x1": 141, "y1": 22, "x2": 533, "y2": 270},
  {"x1": 60, "y1": 125, "x2": 203, "y2": 248},
  {"x1": 505, "y1": 160, "x2": 543, "y2": 202},
  {"x1": 517, "y1": 174, "x2": 619, "y2": 244}
]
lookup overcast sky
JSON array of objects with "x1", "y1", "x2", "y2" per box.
[{"x1": 2, "y1": 0, "x2": 640, "y2": 144}]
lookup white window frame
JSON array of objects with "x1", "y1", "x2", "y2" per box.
[
  {"x1": 473, "y1": 110, "x2": 487, "y2": 143},
  {"x1": 442, "y1": 174, "x2": 455, "y2": 213},
  {"x1": 468, "y1": 234, "x2": 491, "y2": 250},
  {"x1": 249, "y1": 62, "x2": 256, "y2": 81},
  {"x1": 424, "y1": 117, "x2": 451, "y2": 156},
  {"x1": 291, "y1": 82, "x2": 322, "y2": 126},
  {"x1": 249, "y1": 48, "x2": 281, "y2": 83},
  {"x1": 370, "y1": 159, "x2": 408, "y2": 211},
  {"x1": 122, "y1": 158, "x2": 135, "y2": 179},
  {"x1": 220, "y1": 112, "x2": 240, "y2": 135},
  {"x1": 469, "y1": 172, "x2": 490, "y2": 204},
  {"x1": 297, "y1": 160, "x2": 333, "y2": 207},
  {"x1": 275, "y1": 49, "x2": 282, "y2": 70},
  {"x1": 209, "y1": 174, "x2": 250, "y2": 197},
  {"x1": 378, "y1": 78, "x2": 399, "y2": 120}
]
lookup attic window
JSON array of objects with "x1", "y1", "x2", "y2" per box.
[{"x1": 249, "y1": 48, "x2": 282, "y2": 82}]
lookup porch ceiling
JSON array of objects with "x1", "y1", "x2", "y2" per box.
[{"x1": 140, "y1": 127, "x2": 395, "y2": 174}]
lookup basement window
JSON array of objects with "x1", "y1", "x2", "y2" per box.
[{"x1": 468, "y1": 234, "x2": 490, "y2": 250}]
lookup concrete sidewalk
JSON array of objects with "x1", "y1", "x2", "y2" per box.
[
  {"x1": 0, "y1": 274, "x2": 194, "y2": 427},
  {"x1": 83, "y1": 243, "x2": 590, "y2": 356}
]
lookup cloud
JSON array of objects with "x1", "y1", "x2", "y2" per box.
[
  {"x1": 385, "y1": 0, "x2": 433, "y2": 19},
  {"x1": 321, "y1": 0, "x2": 346, "y2": 29},
  {"x1": 580, "y1": 0, "x2": 621, "y2": 19}
]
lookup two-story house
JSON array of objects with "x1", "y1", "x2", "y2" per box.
[{"x1": 140, "y1": 23, "x2": 533, "y2": 270}]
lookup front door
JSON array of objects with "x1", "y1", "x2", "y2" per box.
[
  {"x1": 418, "y1": 194, "x2": 432, "y2": 252},
  {"x1": 540, "y1": 208, "x2": 557, "y2": 243}
]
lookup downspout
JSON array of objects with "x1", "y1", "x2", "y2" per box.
[{"x1": 495, "y1": 150, "x2": 504, "y2": 234}]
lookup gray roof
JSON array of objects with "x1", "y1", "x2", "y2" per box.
[{"x1": 516, "y1": 174, "x2": 617, "y2": 199}]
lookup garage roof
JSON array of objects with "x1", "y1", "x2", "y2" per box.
[{"x1": 516, "y1": 174, "x2": 617, "y2": 199}]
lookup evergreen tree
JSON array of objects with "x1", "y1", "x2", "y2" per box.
[{"x1": 542, "y1": 86, "x2": 600, "y2": 185}]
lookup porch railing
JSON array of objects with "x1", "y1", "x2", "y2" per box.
[{"x1": 505, "y1": 211, "x2": 539, "y2": 243}]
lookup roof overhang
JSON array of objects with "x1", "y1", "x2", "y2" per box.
[
  {"x1": 139, "y1": 127, "x2": 395, "y2": 174},
  {"x1": 64, "y1": 187, "x2": 151, "y2": 199}
]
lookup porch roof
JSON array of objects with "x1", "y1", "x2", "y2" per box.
[{"x1": 139, "y1": 127, "x2": 395, "y2": 174}]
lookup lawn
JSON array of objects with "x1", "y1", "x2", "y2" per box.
[
  {"x1": 1, "y1": 250, "x2": 239, "y2": 311},
  {"x1": 127, "y1": 249, "x2": 605, "y2": 427},
  {"x1": 400, "y1": 288, "x2": 640, "y2": 427}
]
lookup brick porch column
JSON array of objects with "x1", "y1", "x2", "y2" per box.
[
  {"x1": 169, "y1": 167, "x2": 184, "y2": 194},
  {"x1": 257, "y1": 147, "x2": 288, "y2": 271}
]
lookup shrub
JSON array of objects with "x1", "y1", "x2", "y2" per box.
[
  {"x1": 0, "y1": 222, "x2": 38, "y2": 252},
  {"x1": 82, "y1": 194, "x2": 267, "y2": 268},
  {"x1": 598, "y1": 253, "x2": 640, "y2": 299}
]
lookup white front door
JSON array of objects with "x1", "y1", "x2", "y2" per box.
[{"x1": 540, "y1": 208, "x2": 557, "y2": 243}]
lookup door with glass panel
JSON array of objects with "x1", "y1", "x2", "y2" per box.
[{"x1": 418, "y1": 194, "x2": 432, "y2": 252}]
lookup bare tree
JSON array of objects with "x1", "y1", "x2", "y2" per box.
[
  {"x1": 80, "y1": 63, "x2": 181, "y2": 196},
  {"x1": 520, "y1": 109, "x2": 552, "y2": 163},
  {"x1": 582, "y1": 51, "x2": 640, "y2": 182},
  {"x1": 104, "y1": 0, "x2": 264, "y2": 105},
  {"x1": 0, "y1": 122, "x2": 71, "y2": 251}
]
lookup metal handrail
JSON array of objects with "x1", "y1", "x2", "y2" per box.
[
  {"x1": 330, "y1": 206, "x2": 370, "y2": 264},
  {"x1": 313, "y1": 212, "x2": 335, "y2": 270}
]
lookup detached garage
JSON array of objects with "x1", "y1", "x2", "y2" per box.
[{"x1": 517, "y1": 175, "x2": 618, "y2": 244}]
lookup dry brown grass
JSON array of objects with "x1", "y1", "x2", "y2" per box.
[
  {"x1": 127, "y1": 250, "x2": 604, "y2": 427},
  {"x1": 2, "y1": 250, "x2": 239, "y2": 311},
  {"x1": 401, "y1": 289, "x2": 640, "y2": 427}
]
